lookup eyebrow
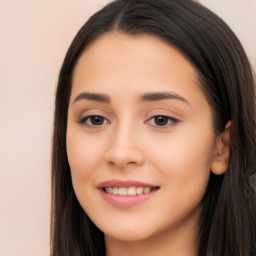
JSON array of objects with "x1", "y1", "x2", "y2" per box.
[
  {"x1": 72, "y1": 92, "x2": 110, "y2": 104},
  {"x1": 72, "y1": 91, "x2": 190, "y2": 105},
  {"x1": 140, "y1": 92, "x2": 190, "y2": 105}
]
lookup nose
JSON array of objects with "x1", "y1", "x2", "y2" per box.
[{"x1": 104, "y1": 125, "x2": 145, "y2": 168}]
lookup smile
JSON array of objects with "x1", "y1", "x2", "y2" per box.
[
  {"x1": 104, "y1": 186, "x2": 158, "y2": 196},
  {"x1": 98, "y1": 180, "x2": 160, "y2": 207}
]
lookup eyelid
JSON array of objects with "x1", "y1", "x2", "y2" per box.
[
  {"x1": 146, "y1": 115, "x2": 179, "y2": 128},
  {"x1": 77, "y1": 109, "x2": 111, "y2": 126},
  {"x1": 145, "y1": 108, "x2": 180, "y2": 120},
  {"x1": 145, "y1": 109, "x2": 180, "y2": 128},
  {"x1": 78, "y1": 115, "x2": 110, "y2": 126},
  {"x1": 78, "y1": 109, "x2": 110, "y2": 120}
]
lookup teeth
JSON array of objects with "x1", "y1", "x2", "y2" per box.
[
  {"x1": 128, "y1": 187, "x2": 136, "y2": 195},
  {"x1": 119, "y1": 188, "x2": 127, "y2": 195},
  {"x1": 143, "y1": 187, "x2": 150, "y2": 193},
  {"x1": 136, "y1": 187, "x2": 143, "y2": 195},
  {"x1": 104, "y1": 186, "x2": 155, "y2": 196},
  {"x1": 113, "y1": 187, "x2": 118, "y2": 195}
]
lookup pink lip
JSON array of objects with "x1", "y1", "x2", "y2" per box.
[
  {"x1": 97, "y1": 179, "x2": 159, "y2": 207},
  {"x1": 97, "y1": 179, "x2": 156, "y2": 188},
  {"x1": 99, "y1": 189, "x2": 158, "y2": 207}
]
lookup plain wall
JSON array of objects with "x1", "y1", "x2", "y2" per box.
[{"x1": 0, "y1": 1, "x2": 255, "y2": 255}]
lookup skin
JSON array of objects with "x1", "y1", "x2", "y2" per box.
[{"x1": 66, "y1": 33, "x2": 230, "y2": 256}]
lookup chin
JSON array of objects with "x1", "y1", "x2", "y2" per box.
[
  {"x1": 93, "y1": 216, "x2": 157, "y2": 242},
  {"x1": 103, "y1": 227, "x2": 154, "y2": 242}
]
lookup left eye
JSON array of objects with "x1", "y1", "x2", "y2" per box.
[
  {"x1": 79, "y1": 115, "x2": 109, "y2": 126},
  {"x1": 147, "y1": 115, "x2": 178, "y2": 127}
]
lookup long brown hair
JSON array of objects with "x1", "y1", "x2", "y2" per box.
[{"x1": 51, "y1": 0, "x2": 256, "y2": 255}]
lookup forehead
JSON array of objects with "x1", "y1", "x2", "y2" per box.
[
  {"x1": 71, "y1": 32, "x2": 206, "y2": 107},
  {"x1": 73, "y1": 32, "x2": 197, "y2": 75}
]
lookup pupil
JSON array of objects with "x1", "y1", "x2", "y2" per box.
[
  {"x1": 155, "y1": 116, "x2": 168, "y2": 126},
  {"x1": 91, "y1": 116, "x2": 104, "y2": 125}
]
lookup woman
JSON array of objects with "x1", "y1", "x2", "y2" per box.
[{"x1": 51, "y1": 0, "x2": 256, "y2": 255}]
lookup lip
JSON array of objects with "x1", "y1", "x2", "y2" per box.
[
  {"x1": 97, "y1": 179, "x2": 159, "y2": 207},
  {"x1": 97, "y1": 179, "x2": 156, "y2": 188}
]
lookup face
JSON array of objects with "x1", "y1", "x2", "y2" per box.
[{"x1": 66, "y1": 33, "x2": 217, "y2": 243}]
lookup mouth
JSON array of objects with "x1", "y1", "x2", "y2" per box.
[
  {"x1": 97, "y1": 180, "x2": 160, "y2": 207},
  {"x1": 103, "y1": 186, "x2": 159, "y2": 196}
]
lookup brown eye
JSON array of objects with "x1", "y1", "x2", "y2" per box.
[
  {"x1": 79, "y1": 115, "x2": 109, "y2": 126},
  {"x1": 154, "y1": 116, "x2": 169, "y2": 126},
  {"x1": 147, "y1": 115, "x2": 179, "y2": 128},
  {"x1": 90, "y1": 116, "x2": 105, "y2": 125}
]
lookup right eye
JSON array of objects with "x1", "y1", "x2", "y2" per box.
[{"x1": 78, "y1": 115, "x2": 110, "y2": 126}]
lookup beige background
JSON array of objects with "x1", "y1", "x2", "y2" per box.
[{"x1": 0, "y1": 1, "x2": 255, "y2": 255}]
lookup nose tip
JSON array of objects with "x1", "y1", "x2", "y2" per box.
[
  {"x1": 105, "y1": 150, "x2": 144, "y2": 168},
  {"x1": 104, "y1": 136, "x2": 144, "y2": 168}
]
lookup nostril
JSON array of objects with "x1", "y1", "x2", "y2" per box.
[
  {"x1": 107, "y1": 159, "x2": 138, "y2": 168},
  {"x1": 105, "y1": 147, "x2": 144, "y2": 168}
]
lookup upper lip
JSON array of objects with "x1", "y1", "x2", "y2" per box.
[{"x1": 97, "y1": 179, "x2": 157, "y2": 188}]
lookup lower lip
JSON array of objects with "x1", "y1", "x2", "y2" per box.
[{"x1": 99, "y1": 189, "x2": 158, "y2": 207}]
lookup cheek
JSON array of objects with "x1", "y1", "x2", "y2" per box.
[
  {"x1": 145, "y1": 124, "x2": 214, "y2": 193},
  {"x1": 66, "y1": 130, "x2": 108, "y2": 212},
  {"x1": 66, "y1": 130, "x2": 105, "y2": 185},
  {"x1": 144, "y1": 130, "x2": 214, "y2": 225}
]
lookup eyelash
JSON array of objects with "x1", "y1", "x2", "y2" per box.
[
  {"x1": 78, "y1": 115, "x2": 110, "y2": 126},
  {"x1": 78, "y1": 114, "x2": 179, "y2": 128},
  {"x1": 146, "y1": 115, "x2": 179, "y2": 128}
]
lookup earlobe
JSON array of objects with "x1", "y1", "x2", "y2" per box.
[{"x1": 211, "y1": 121, "x2": 231, "y2": 175}]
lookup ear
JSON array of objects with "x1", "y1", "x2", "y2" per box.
[{"x1": 211, "y1": 121, "x2": 231, "y2": 175}]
